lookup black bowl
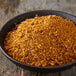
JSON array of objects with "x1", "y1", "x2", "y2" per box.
[{"x1": 0, "y1": 10, "x2": 76, "y2": 72}]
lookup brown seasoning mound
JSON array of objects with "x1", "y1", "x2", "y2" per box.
[{"x1": 4, "y1": 15, "x2": 76, "y2": 67}]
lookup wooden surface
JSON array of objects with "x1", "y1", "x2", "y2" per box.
[{"x1": 0, "y1": 0, "x2": 76, "y2": 76}]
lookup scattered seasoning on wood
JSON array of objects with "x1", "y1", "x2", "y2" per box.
[{"x1": 4, "y1": 15, "x2": 76, "y2": 67}]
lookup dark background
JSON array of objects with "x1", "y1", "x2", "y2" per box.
[{"x1": 0, "y1": 0, "x2": 76, "y2": 76}]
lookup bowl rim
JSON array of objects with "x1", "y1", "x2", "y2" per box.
[{"x1": 0, "y1": 10, "x2": 76, "y2": 70}]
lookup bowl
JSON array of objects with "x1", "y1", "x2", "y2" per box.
[{"x1": 0, "y1": 10, "x2": 76, "y2": 72}]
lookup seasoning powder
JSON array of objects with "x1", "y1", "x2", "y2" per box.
[{"x1": 4, "y1": 15, "x2": 76, "y2": 67}]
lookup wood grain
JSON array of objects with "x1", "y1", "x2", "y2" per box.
[{"x1": 0, "y1": 0, "x2": 76, "y2": 76}]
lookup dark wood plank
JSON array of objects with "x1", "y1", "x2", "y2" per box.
[{"x1": 0, "y1": 0, "x2": 76, "y2": 76}]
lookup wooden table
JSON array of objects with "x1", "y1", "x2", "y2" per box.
[{"x1": 0, "y1": 0, "x2": 76, "y2": 76}]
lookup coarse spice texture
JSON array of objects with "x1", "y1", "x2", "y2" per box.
[{"x1": 4, "y1": 15, "x2": 76, "y2": 67}]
